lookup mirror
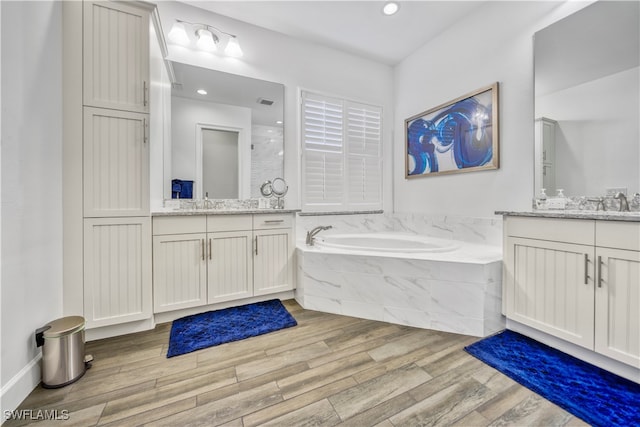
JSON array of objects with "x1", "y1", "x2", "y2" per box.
[
  {"x1": 170, "y1": 62, "x2": 285, "y2": 199},
  {"x1": 534, "y1": 1, "x2": 639, "y2": 198}
]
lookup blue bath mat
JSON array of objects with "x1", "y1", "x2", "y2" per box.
[
  {"x1": 167, "y1": 299, "x2": 297, "y2": 358},
  {"x1": 465, "y1": 330, "x2": 640, "y2": 427}
]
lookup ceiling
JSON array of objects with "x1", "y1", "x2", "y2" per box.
[{"x1": 180, "y1": 1, "x2": 487, "y2": 65}]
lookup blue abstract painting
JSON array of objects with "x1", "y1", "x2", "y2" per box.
[{"x1": 405, "y1": 83, "x2": 499, "y2": 177}]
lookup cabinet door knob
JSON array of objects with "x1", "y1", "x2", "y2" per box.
[{"x1": 584, "y1": 254, "x2": 590, "y2": 285}]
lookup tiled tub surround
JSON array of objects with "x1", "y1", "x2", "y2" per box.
[{"x1": 295, "y1": 213, "x2": 505, "y2": 337}]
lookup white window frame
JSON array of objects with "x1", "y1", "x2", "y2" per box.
[{"x1": 300, "y1": 90, "x2": 383, "y2": 213}]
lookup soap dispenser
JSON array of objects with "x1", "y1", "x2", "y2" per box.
[{"x1": 536, "y1": 188, "x2": 548, "y2": 210}]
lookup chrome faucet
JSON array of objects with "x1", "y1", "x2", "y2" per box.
[
  {"x1": 614, "y1": 192, "x2": 630, "y2": 212},
  {"x1": 306, "y1": 225, "x2": 332, "y2": 246}
]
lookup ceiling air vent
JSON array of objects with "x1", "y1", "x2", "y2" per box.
[
  {"x1": 172, "y1": 82, "x2": 183, "y2": 90},
  {"x1": 257, "y1": 98, "x2": 274, "y2": 106}
]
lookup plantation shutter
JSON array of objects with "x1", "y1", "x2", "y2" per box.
[
  {"x1": 302, "y1": 92, "x2": 344, "y2": 208},
  {"x1": 346, "y1": 101, "x2": 382, "y2": 207},
  {"x1": 301, "y1": 91, "x2": 382, "y2": 212}
]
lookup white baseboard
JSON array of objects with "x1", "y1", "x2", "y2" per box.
[{"x1": 1, "y1": 355, "x2": 41, "y2": 426}]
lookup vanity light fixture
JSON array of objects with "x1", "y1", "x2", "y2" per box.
[
  {"x1": 382, "y1": 1, "x2": 399, "y2": 16},
  {"x1": 168, "y1": 20, "x2": 244, "y2": 58}
]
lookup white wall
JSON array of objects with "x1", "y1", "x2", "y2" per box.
[
  {"x1": 171, "y1": 96, "x2": 251, "y2": 198},
  {"x1": 156, "y1": 1, "x2": 395, "y2": 211},
  {"x1": 394, "y1": 1, "x2": 591, "y2": 217},
  {"x1": 1, "y1": 0, "x2": 63, "y2": 416},
  {"x1": 536, "y1": 67, "x2": 639, "y2": 196}
]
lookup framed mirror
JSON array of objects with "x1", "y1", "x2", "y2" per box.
[
  {"x1": 170, "y1": 62, "x2": 285, "y2": 199},
  {"x1": 533, "y1": 1, "x2": 639, "y2": 198}
]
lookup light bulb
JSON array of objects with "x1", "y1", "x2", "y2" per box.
[
  {"x1": 382, "y1": 2, "x2": 399, "y2": 16},
  {"x1": 196, "y1": 28, "x2": 217, "y2": 52},
  {"x1": 196, "y1": 89, "x2": 207, "y2": 95},
  {"x1": 225, "y1": 37, "x2": 243, "y2": 58},
  {"x1": 168, "y1": 22, "x2": 190, "y2": 46}
]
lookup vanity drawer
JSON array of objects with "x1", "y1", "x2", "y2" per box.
[
  {"x1": 153, "y1": 216, "x2": 206, "y2": 235},
  {"x1": 596, "y1": 221, "x2": 640, "y2": 251},
  {"x1": 253, "y1": 214, "x2": 293, "y2": 230},
  {"x1": 505, "y1": 216, "x2": 595, "y2": 246},
  {"x1": 207, "y1": 214, "x2": 252, "y2": 232}
]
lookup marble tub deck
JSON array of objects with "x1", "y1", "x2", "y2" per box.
[{"x1": 295, "y1": 240, "x2": 505, "y2": 338}]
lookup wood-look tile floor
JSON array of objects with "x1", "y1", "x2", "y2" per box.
[{"x1": 9, "y1": 300, "x2": 588, "y2": 426}]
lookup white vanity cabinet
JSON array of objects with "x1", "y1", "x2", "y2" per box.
[
  {"x1": 253, "y1": 215, "x2": 295, "y2": 296},
  {"x1": 504, "y1": 216, "x2": 640, "y2": 367},
  {"x1": 206, "y1": 215, "x2": 254, "y2": 304},
  {"x1": 152, "y1": 213, "x2": 295, "y2": 314}
]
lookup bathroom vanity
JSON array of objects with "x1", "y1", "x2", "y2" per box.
[
  {"x1": 498, "y1": 211, "x2": 639, "y2": 373},
  {"x1": 151, "y1": 210, "x2": 297, "y2": 323}
]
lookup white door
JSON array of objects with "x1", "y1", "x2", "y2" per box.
[
  {"x1": 207, "y1": 231, "x2": 253, "y2": 303},
  {"x1": 594, "y1": 247, "x2": 640, "y2": 367},
  {"x1": 153, "y1": 234, "x2": 207, "y2": 313},
  {"x1": 83, "y1": 107, "x2": 149, "y2": 217},
  {"x1": 506, "y1": 237, "x2": 595, "y2": 349},
  {"x1": 253, "y1": 229, "x2": 294, "y2": 296},
  {"x1": 83, "y1": 1, "x2": 150, "y2": 113},
  {"x1": 84, "y1": 217, "x2": 152, "y2": 328}
]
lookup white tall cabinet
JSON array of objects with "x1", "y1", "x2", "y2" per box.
[
  {"x1": 503, "y1": 216, "x2": 640, "y2": 369},
  {"x1": 64, "y1": 0, "x2": 154, "y2": 330}
]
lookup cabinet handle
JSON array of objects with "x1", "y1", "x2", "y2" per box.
[
  {"x1": 584, "y1": 254, "x2": 590, "y2": 284},
  {"x1": 143, "y1": 118, "x2": 148, "y2": 144},
  {"x1": 143, "y1": 81, "x2": 148, "y2": 107},
  {"x1": 208, "y1": 238, "x2": 212, "y2": 260},
  {"x1": 201, "y1": 239, "x2": 205, "y2": 261},
  {"x1": 264, "y1": 219, "x2": 284, "y2": 224},
  {"x1": 255, "y1": 236, "x2": 258, "y2": 256},
  {"x1": 597, "y1": 255, "x2": 603, "y2": 288}
]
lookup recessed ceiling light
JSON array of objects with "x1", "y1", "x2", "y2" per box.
[
  {"x1": 196, "y1": 89, "x2": 207, "y2": 95},
  {"x1": 382, "y1": 2, "x2": 399, "y2": 16},
  {"x1": 276, "y1": 120, "x2": 283, "y2": 125}
]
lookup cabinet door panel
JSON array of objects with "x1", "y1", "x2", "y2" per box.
[
  {"x1": 254, "y1": 229, "x2": 294, "y2": 296},
  {"x1": 83, "y1": 1, "x2": 149, "y2": 112},
  {"x1": 595, "y1": 248, "x2": 640, "y2": 367},
  {"x1": 84, "y1": 217, "x2": 151, "y2": 328},
  {"x1": 506, "y1": 237, "x2": 594, "y2": 349},
  {"x1": 208, "y1": 231, "x2": 253, "y2": 303},
  {"x1": 84, "y1": 108, "x2": 149, "y2": 217},
  {"x1": 153, "y1": 234, "x2": 207, "y2": 313}
]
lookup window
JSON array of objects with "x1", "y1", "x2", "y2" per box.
[{"x1": 301, "y1": 91, "x2": 382, "y2": 212}]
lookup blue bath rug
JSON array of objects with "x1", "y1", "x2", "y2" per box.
[
  {"x1": 465, "y1": 330, "x2": 640, "y2": 427},
  {"x1": 167, "y1": 299, "x2": 297, "y2": 358}
]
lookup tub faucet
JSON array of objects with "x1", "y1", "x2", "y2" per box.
[
  {"x1": 614, "y1": 192, "x2": 630, "y2": 212},
  {"x1": 306, "y1": 225, "x2": 332, "y2": 246}
]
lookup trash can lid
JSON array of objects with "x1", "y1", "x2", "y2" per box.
[{"x1": 43, "y1": 316, "x2": 85, "y2": 338}]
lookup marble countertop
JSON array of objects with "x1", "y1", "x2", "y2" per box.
[
  {"x1": 152, "y1": 208, "x2": 301, "y2": 217},
  {"x1": 495, "y1": 210, "x2": 640, "y2": 222}
]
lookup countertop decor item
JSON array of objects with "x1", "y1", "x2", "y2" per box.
[
  {"x1": 465, "y1": 330, "x2": 640, "y2": 427},
  {"x1": 166, "y1": 299, "x2": 297, "y2": 358},
  {"x1": 406, "y1": 82, "x2": 499, "y2": 178}
]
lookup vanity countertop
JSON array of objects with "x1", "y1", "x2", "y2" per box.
[
  {"x1": 151, "y1": 208, "x2": 301, "y2": 217},
  {"x1": 496, "y1": 210, "x2": 640, "y2": 222}
]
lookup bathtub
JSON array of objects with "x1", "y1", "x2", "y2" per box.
[
  {"x1": 296, "y1": 232, "x2": 505, "y2": 337},
  {"x1": 314, "y1": 233, "x2": 459, "y2": 253}
]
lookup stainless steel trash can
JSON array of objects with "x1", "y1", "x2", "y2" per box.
[{"x1": 35, "y1": 316, "x2": 87, "y2": 388}]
